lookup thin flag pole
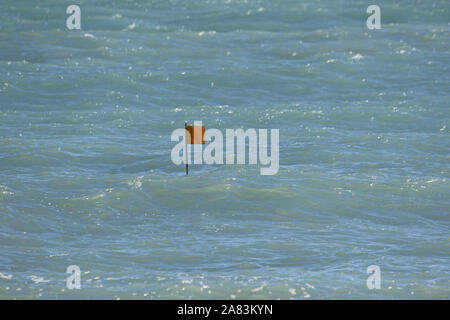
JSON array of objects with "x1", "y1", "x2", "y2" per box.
[{"x1": 185, "y1": 121, "x2": 188, "y2": 175}]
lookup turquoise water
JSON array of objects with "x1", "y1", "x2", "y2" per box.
[{"x1": 0, "y1": 0, "x2": 449, "y2": 299}]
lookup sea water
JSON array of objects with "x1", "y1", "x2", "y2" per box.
[{"x1": 0, "y1": 0, "x2": 449, "y2": 299}]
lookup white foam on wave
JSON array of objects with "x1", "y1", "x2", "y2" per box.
[
  {"x1": 30, "y1": 275, "x2": 50, "y2": 283},
  {"x1": 0, "y1": 185, "x2": 13, "y2": 195},
  {"x1": 128, "y1": 176, "x2": 143, "y2": 189},
  {"x1": 0, "y1": 273, "x2": 13, "y2": 280},
  {"x1": 351, "y1": 54, "x2": 363, "y2": 61}
]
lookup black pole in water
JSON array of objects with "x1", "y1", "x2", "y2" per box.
[{"x1": 185, "y1": 121, "x2": 188, "y2": 175}]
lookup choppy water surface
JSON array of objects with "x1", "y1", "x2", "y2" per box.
[{"x1": 0, "y1": 0, "x2": 449, "y2": 299}]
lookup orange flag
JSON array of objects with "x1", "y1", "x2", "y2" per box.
[{"x1": 186, "y1": 125, "x2": 205, "y2": 144}]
